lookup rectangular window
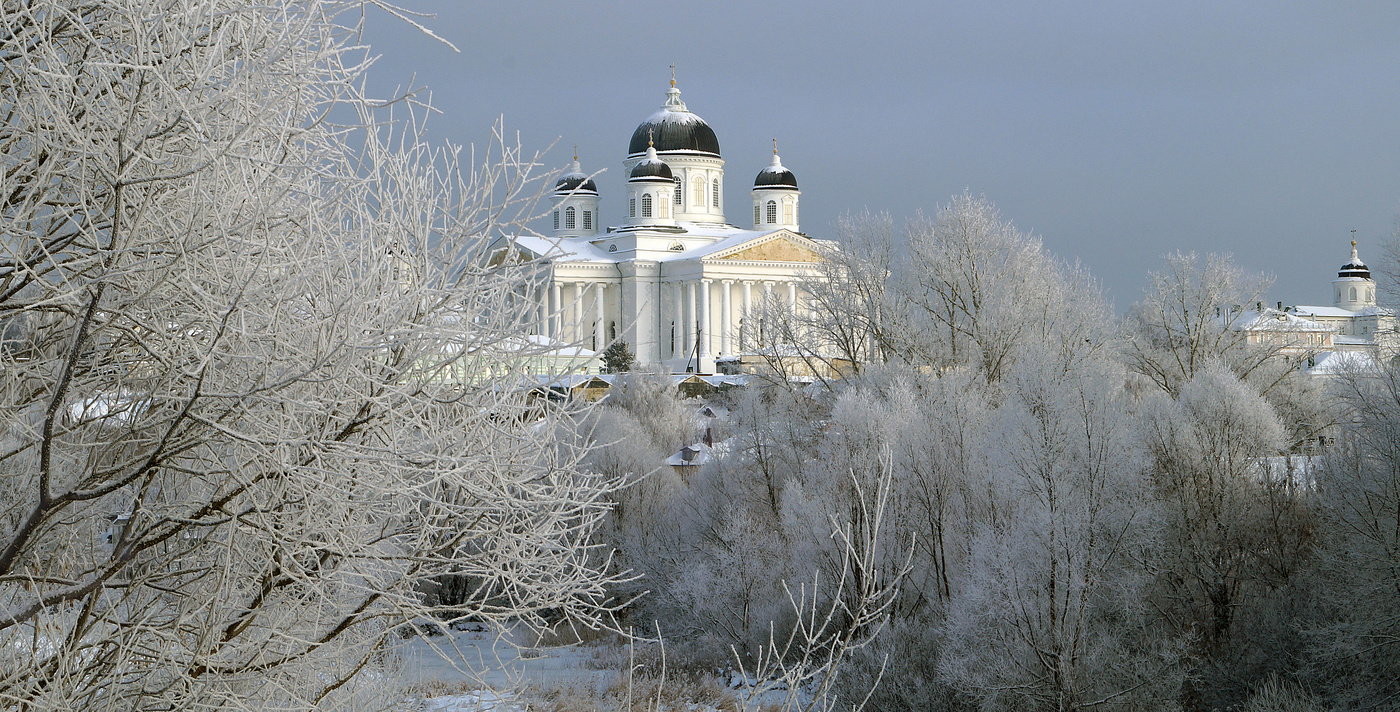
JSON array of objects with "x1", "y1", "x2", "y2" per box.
[
  {"x1": 754, "y1": 205, "x2": 761, "y2": 225},
  {"x1": 784, "y1": 203, "x2": 794, "y2": 224},
  {"x1": 582, "y1": 211, "x2": 592, "y2": 230},
  {"x1": 629, "y1": 197, "x2": 636, "y2": 218},
  {"x1": 712, "y1": 180, "x2": 720, "y2": 207}
]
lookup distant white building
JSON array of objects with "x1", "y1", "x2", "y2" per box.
[
  {"x1": 489, "y1": 77, "x2": 828, "y2": 374},
  {"x1": 1289, "y1": 241, "x2": 1397, "y2": 357}
]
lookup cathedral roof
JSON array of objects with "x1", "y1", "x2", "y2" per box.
[
  {"x1": 554, "y1": 159, "x2": 597, "y2": 194},
  {"x1": 628, "y1": 146, "x2": 673, "y2": 182},
  {"x1": 628, "y1": 82, "x2": 721, "y2": 158},
  {"x1": 753, "y1": 150, "x2": 797, "y2": 189},
  {"x1": 1338, "y1": 240, "x2": 1371, "y2": 280}
]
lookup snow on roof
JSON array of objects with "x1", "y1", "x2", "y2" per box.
[
  {"x1": 508, "y1": 234, "x2": 611, "y2": 263},
  {"x1": 641, "y1": 107, "x2": 706, "y2": 126},
  {"x1": 534, "y1": 225, "x2": 816, "y2": 265},
  {"x1": 1223, "y1": 308, "x2": 1331, "y2": 332},
  {"x1": 1294, "y1": 305, "x2": 1395, "y2": 318},
  {"x1": 1307, "y1": 350, "x2": 1379, "y2": 376},
  {"x1": 664, "y1": 443, "x2": 711, "y2": 468}
]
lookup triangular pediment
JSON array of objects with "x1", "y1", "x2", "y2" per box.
[{"x1": 707, "y1": 230, "x2": 823, "y2": 263}]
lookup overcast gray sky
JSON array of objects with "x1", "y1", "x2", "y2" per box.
[{"x1": 359, "y1": 1, "x2": 1400, "y2": 310}]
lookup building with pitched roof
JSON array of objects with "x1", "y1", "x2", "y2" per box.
[{"x1": 491, "y1": 77, "x2": 828, "y2": 373}]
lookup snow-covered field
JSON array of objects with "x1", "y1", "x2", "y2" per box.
[
  {"x1": 392, "y1": 625, "x2": 789, "y2": 711},
  {"x1": 393, "y1": 625, "x2": 613, "y2": 710}
]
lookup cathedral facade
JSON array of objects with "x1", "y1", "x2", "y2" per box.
[{"x1": 497, "y1": 79, "x2": 827, "y2": 373}]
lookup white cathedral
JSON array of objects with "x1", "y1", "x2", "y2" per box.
[{"x1": 495, "y1": 78, "x2": 828, "y2": 373}]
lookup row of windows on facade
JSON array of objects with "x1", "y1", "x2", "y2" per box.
[
  {"x1": 553, "y1": 207, "x2": 593, "y2": 230},
  {"x1": 670, "y1": 177, "x2": 721, "y2": 208},
  {"x1": 754, "y1": 200, "x2": 796, "y2": 225},
  {"x1": 629, "y1": 193, "x2": 672, "y2": 219},
  {"x1": 1338, "y1": 287, "x2": 1374, "y2": 302}
]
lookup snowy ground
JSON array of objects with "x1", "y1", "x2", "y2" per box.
[
  {"x1": 393, "y1": 625, "x2": 617, "y2": 711},
  {"x1": 393, "y1": 625, "x2": 799, "y2": 711}
]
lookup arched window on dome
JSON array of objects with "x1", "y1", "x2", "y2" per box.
[
  {"x1": 641, "y1": 194, "x2": 653, "y2": 218},
  {"x1": 766, "y1": 200, "x2": 777, "y2": 224},
  {"x1": 783, "y1": 200, "x2": 794, "y2": 224},
  {"x1": 712, "y1": 179, "x2": 720, "y2": 208},
  {"x1": 1350, "y1": 287, "x2": 1358, "y2": 301},
  {"x1": 564, "y1": 206, "x2": 575, "y2": 230},
  {"x1": 692, "y1": 178, "x2": 705, "y2": 208},
  {"x1": 553, "y1": 211, "x2": 559, "y2": 230},
  {"x1": 582, "y1": 210, "x2": 592, "y2": 230},
  {"x1": 629, "y1": 197, "x2": 636, "y2": 218},
  {"x1": 673, "y1": 177, "x2": 682, "y2": 205}
]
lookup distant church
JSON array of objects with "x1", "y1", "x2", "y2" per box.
[
  {"x1": 1290, "y1": 241, "x2": 1395, "y2": 346},
  {"x1": 1239, "y1": 241, "x2": 1398, "y2": 371},
  {"x1": 494, "y1": 77, "x2": 828, "y2": 374}
]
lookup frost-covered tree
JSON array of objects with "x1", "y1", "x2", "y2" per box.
[
  {"x1": 0, "y1": 2, "x2": 622, "y2": 709},
  {"x1": 1307, "y1": 362, "x2": 1400, "y2": 706},
  {"x1": 1140, "y1": 364, "x2": 1309, "y2": 660},
  {"x1": 1125, "y1": 252, "x2": 1281, "y2": 395},
  {"x1": 898, "y1": 193, "x2": 1110, "y2": 382},
  {"x1": 940, "y1": 357, "x2": 1177, "y2": 711}
]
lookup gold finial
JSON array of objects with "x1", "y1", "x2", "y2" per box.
[
  {"x1": 670, "y1": 64, "x2": 676, "y2": 87},
  {"x1": 573, "y1": 144, "x2": 578, "y2": 162},
  {"x1": 1352, "y1": 229, "x2": 1357, "y2": 249},
  {"x1": 772, "y1": 138, "x2": 778, "y2": 155},
  {"x1": 648, "y1": 128, "x2": 654, "y2": 148}
]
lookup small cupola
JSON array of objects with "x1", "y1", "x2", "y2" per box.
[
  {"x1": 1333, "y1": 239, "x2": 1377, "y2": 311},
  {"x1": 751, "y1": 140, "x2": 800, "y2": 231},
  {"x1": 550, "y1": 150, "x2": 601, "y2": 238},
  {"x1": 626, "y1": 136, "x2": 677, "y2": 227}
]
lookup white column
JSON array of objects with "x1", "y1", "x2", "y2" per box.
[
  {"x1": 594, "y1": 282, "x2": 605, "y2": 351},
  {"x1": 787, "y1": 281, "x2": 797, "y2": 310},
  {"x1": 686, "y1": 281, "x2": 697, "y2": 361},
  {"x1": 550, "y1": 282, "x2": 562, "y2": 340},
  {"x1": 672, "y1": 282, "x2": 683, "y2": 358},
  {"x1": 742, "y1": 281, "x2": 753, "y2": 351},
  {"x1": 720, "y1": 279, "x2": 733, "y2": 356},
  {"x1": 762, "y1": 281, "x2": 774, "y2": 346},
  {"x1": 574, "y1": 282, "x2": 586, "y2": 343},
  {"x1": 699, "y1": 279, "x2": 712, "y2": 370},
  {"x1": 672, "y1": 281, "x2": 683, "y2": 358}
]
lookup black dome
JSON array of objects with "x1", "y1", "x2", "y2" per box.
[
  {"x1": 1339, "y1": 261, "x2": 1371, "y2": 280},
  {"x1": 629, "y1": 110, "x2": 721, "y2": 157},
  {"x1": 1339, "y1": 242, "x2": 1371, "y2": 279},
  {"x1": 554, "y1": 173, "x2": 597, "y2": 194},
  {"x1": 754, "y1": 166, "x2": 798, "y2": 189},
  {"x1": 629, "y1": 155, "x2": 673, "y2": 182}
]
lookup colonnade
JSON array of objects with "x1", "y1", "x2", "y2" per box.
[
  {"x1": 540, "y1": 281, "x2": 607, "y2": 350},
  {"x1": 666, "y1": 277, "x2": 799, "y2": 363},
  {"x1": 535, "y1": 277, "x2": 804, "y2": 367}
]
